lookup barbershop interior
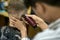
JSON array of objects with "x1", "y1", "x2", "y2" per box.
[{"x1": 0, "y1": 0, "x2": 60, "y2": 40}]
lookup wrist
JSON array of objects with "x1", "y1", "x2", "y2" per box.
[
  {"x1": 20, "y1": 30, "x2": 27, "y2": 38},
  {"x1": 38, "y1": 22, "x2": 48, "y2": 30}
]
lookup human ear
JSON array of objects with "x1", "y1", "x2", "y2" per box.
[{"x1": 35, "y1": 3, "x2": 46, "y2": 14}]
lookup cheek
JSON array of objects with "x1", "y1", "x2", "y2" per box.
[
  {"x1": 35, "y1": 9, "x2": 45, "y2": 19},
  {"x1": 35, "y1": 9, "x2": 50, "y2": 23},
  {"x1": 34, "y1": 7, "x2": 45, "y2": 19}
]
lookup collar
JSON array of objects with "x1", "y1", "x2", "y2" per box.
[{"x1": 49, "y1": 18, "x2": 60, "y2": 30}]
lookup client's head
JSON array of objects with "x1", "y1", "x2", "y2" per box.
[{"x1": 8, "y1": 0, "x2": 26, "y2": 19}]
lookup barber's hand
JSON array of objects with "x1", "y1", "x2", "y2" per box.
[
  {"x1": 9, "y1": 16, "x2": 27, "y2": 38},
  {"x1": 26, "y1": 15, "x2": 48, "y2": 30}
]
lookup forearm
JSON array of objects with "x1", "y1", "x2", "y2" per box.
[
  {"x1": 21, "y1": 30, "x2": 27, "y2": 38},
  {"x1": 21, "y1": 37, "x2": 30, "y2": 40},
  {"x1": 38, "y1": 22, "x2": 48, "y2": 30},
  {"x1": 41, "y1": 23, "x2": 48, "y2": 30},
  {"x1": 21, "y1": 30, "x2": 30, "y2": 40}
]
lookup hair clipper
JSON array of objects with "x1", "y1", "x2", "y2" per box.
[{"x1": 22, "y1": 15, "x2": 37, "y2": 28}]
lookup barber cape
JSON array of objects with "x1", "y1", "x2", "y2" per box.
[
  {"x1": 0, "y1": 26, "x2": 21, "y2": 40},
  {"x1": 49, "y1": 19, "x2": 60, "y2": 30}
]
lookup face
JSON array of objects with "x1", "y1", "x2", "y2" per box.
[
  {"x1": 33, "y1": 3, "x2": 60, "y2": 24},
  {"x1": 8, "y1": 9, "x2": 25, "y2": 20},
  {"x1": 8, "y1": 9, "x2": 19, "y2": 17}
]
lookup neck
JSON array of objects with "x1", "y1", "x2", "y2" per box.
[{"x1": 43, "y1": 3, "x2": 60, "y2": 24}]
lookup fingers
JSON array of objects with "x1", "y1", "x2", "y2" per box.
[
  {"x1": 10, "y1": 16, "x2": 19, "y2": 21},
  {"x1": 9, "y1": 16, "x2": 19, "y2": 27},
  {"x1": 9, "y1": 18, "x2": 16, "y2": 27},
  {"x1": 25, "y1": 15, "x2": 44, "y2": 23},
  {"x1": 9, "y1": 15, "x2": 27, "y2": 31},
  {"x1": 26, "y1": 15, "x2": 41, "y2": 20},
  {"x1": 22, "y1": 17, "x2": 29, "y2": 24}
]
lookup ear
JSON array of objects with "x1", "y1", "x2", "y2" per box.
[{"x1": 35, "y1": 3, "x2": 46, "y2": 14}]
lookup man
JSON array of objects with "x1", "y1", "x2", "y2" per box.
[{"x1": 10, "y1": 0, "x2": 60, "y2": 40}]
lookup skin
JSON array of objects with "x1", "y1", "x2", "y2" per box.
[
  {"x1": 9, "y1": 2, "x2": 60, "y2": 38},
  {"x1": 34, "y1": 3, "x2": 60, "y2": 23},
  {"x1": 9, "y1": 10, "x2": 28, "y2": 38}
]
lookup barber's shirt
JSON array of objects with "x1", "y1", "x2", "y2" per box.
[{"x1": 21, "y1": 19, "x2": 60, "y2": 40}]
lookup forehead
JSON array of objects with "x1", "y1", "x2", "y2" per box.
[{"x1": 8, "y1": 0, "x2": 26, "y2": 12}]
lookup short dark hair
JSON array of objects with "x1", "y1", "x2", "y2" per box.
[
  {"x1": 24, "y1": 0, "x2": 60, "y2": 7},
  {"x1": 8, "y1": 0, "x2": 26, "y2": 11}
]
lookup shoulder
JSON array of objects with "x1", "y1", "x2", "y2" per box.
[
  {"x1": 33, "y1": 28, "x2": 60, "y2": 40},
  {"x1": 33, "y1": 19, "x2": 60, "y2": 40},
  {"x1": 33, "y1": 29, "x2": 53, "y2": 39}
]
